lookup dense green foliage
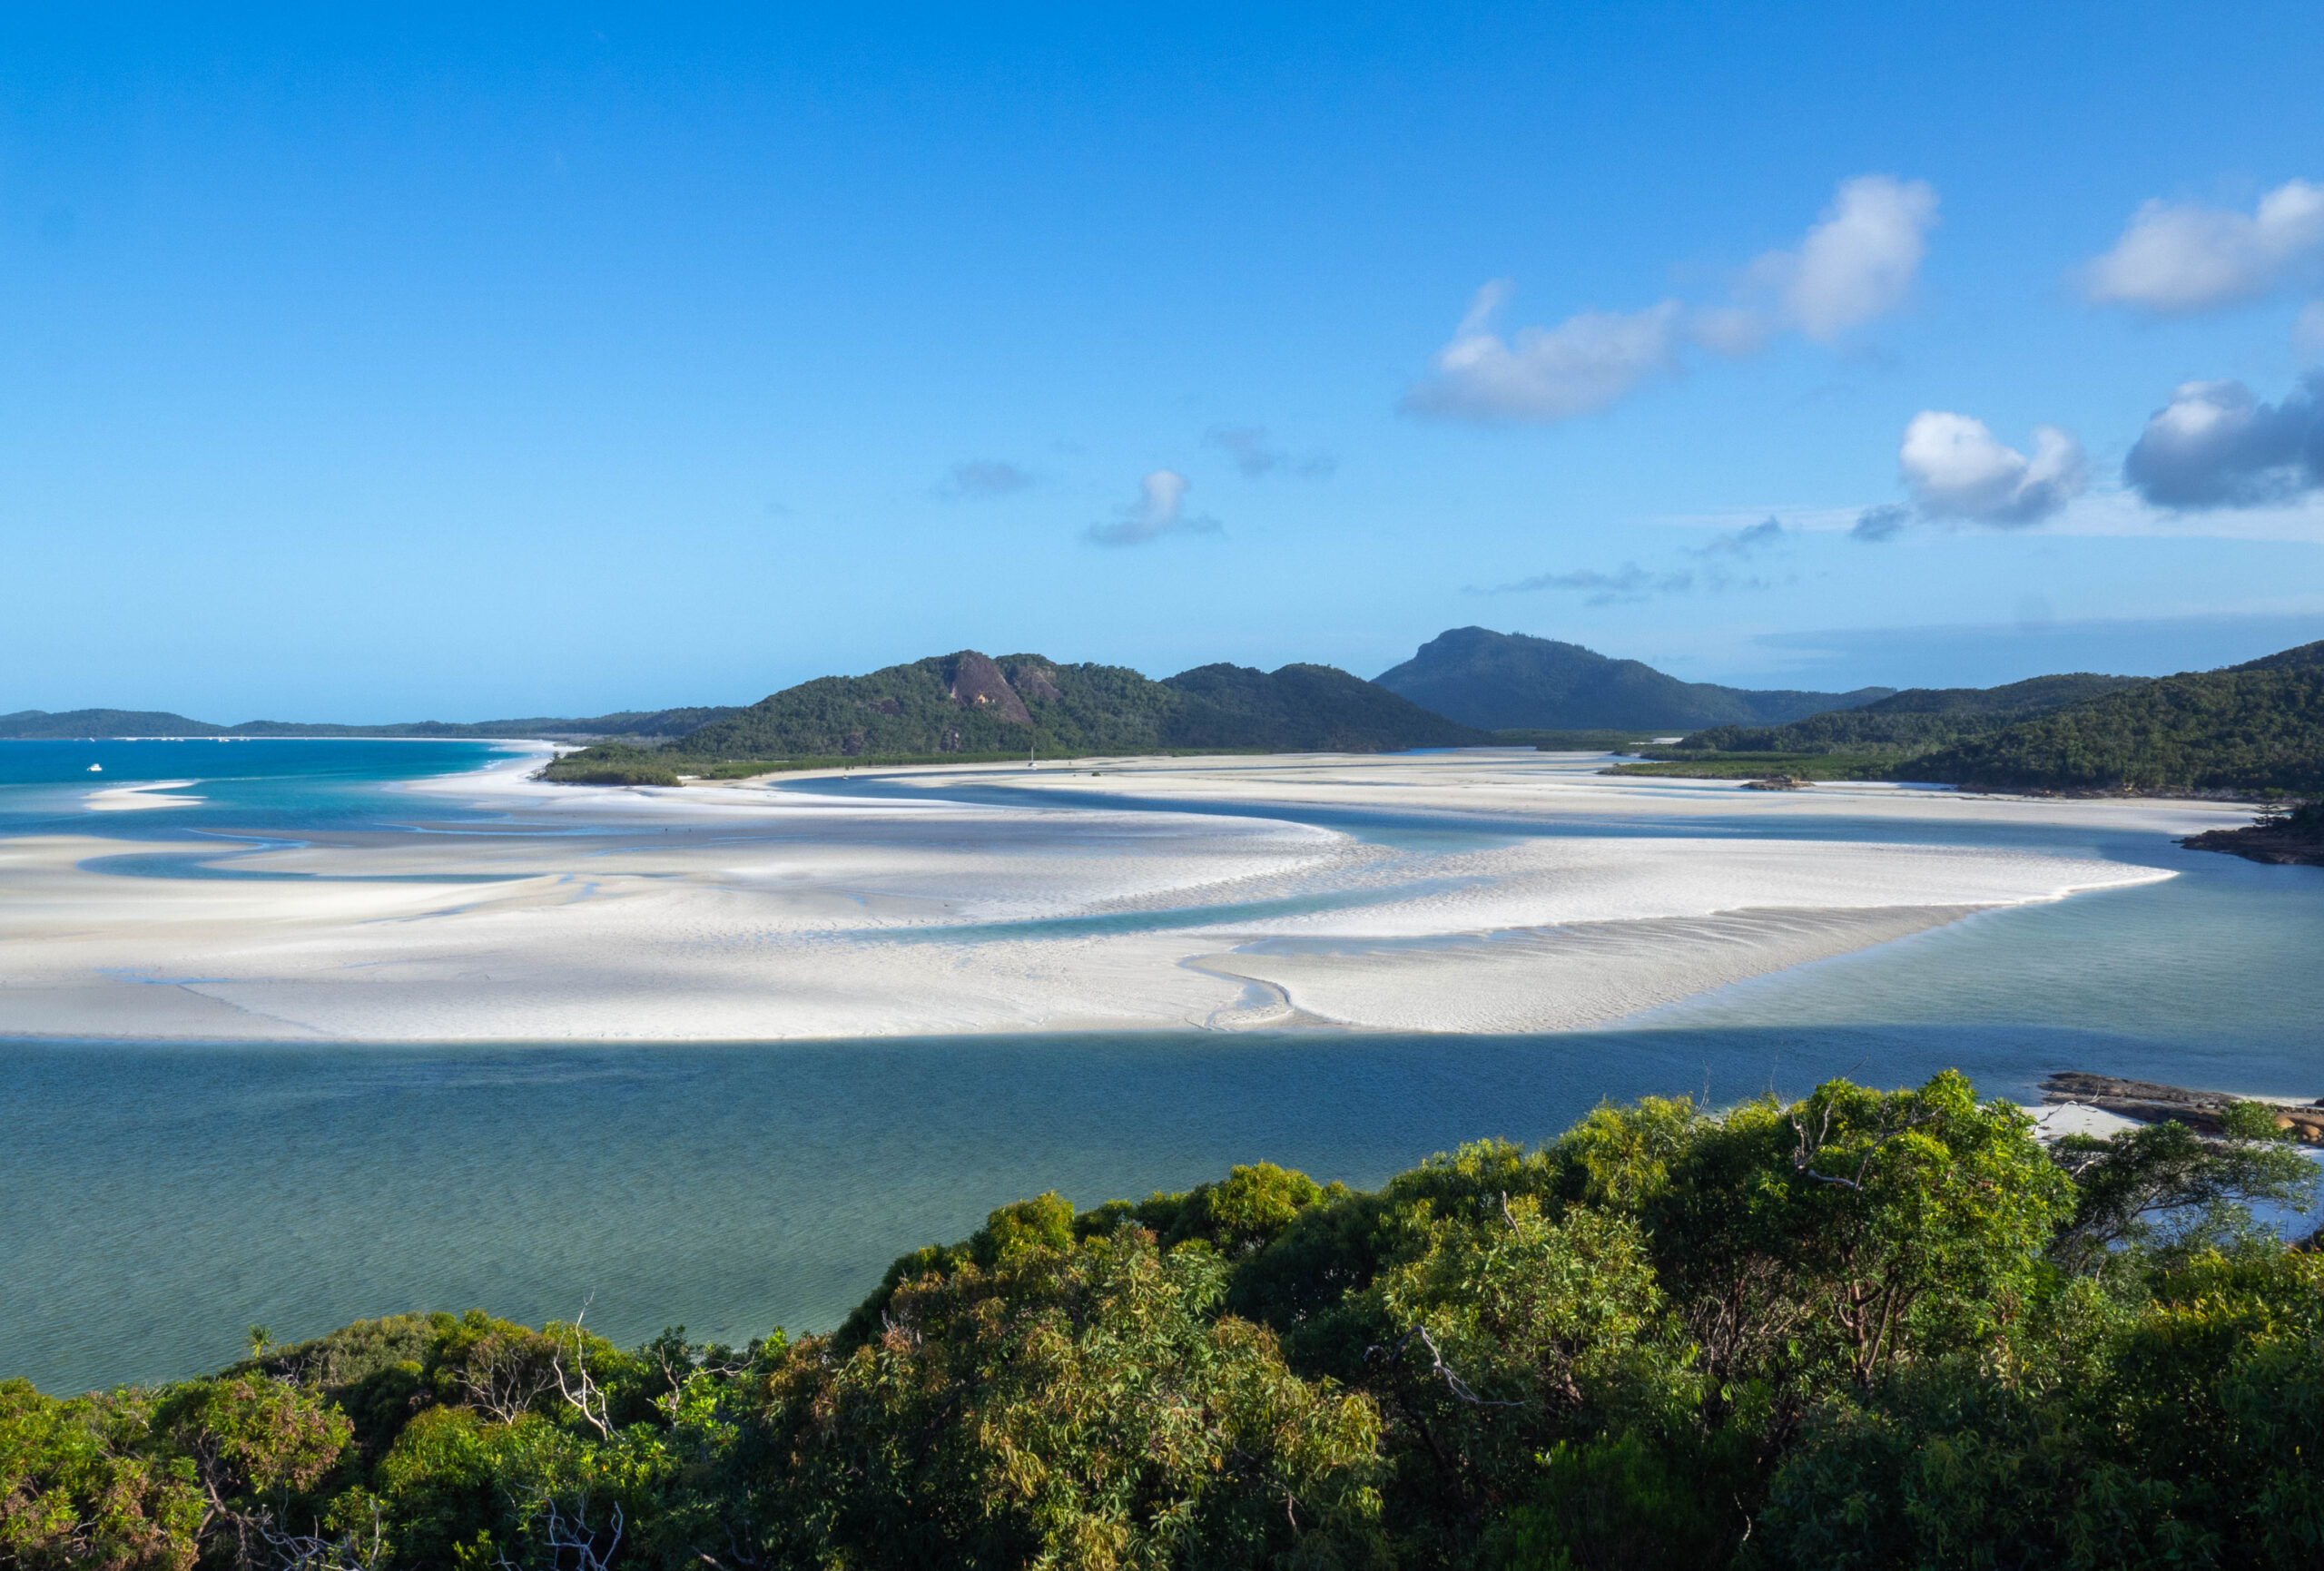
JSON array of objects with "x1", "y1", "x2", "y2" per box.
[
  {"x1": 1483, "y1": 731, "x2": 1660, "y2": 752},
  {"x1": 1665, "y1": 673, "x2": 2141, "y2": 763},
  {"x1": 1163, "y1": 662, "x2": 1486, "y2": 751},
  {"x1": 1373, "y1": 628, "x2": 1894, "y2": 731},
  {"x1": 7, "y1": 1074, "x2": 2318, "y2": 1569},
  {"x1": 2184, "y1": 796, "x2": 2324, "y2": 866},
  {"x1": 2232, "y1": 639, "x2": 2324, "y2": 674},
  {"x1": 547, "y1": 649, "x2": 1483, "y2": 778},
  {"x1": 1910, "y1": 663, "x2": 2324, "y2": 793},
  {"x1": 536, "y1": 746, "x2": 687, "y2": 787},
  {"x1": 1604, "y1": 753, "x2": 1894, "y2": 781},
  {"x1": 1631, "y1": 640, "x2": 2324, "y2": 796}
]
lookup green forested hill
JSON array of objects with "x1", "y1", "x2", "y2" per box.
[
  {"x1": 2231, "y1": 637, "x2": 2324, "y2": 673},
  {"x1": 635, "y1": 649, "x2": 1484, "y2": 765},
  {"x1": 1911, "y1": 663, "x2": 2324, "y2": 792},
  {"x1": 1673, "y1": 672, "x2": 2140, "y2": 761},
  {"x1": 0, "y1": 707, "x2": 231, "y2": 738},
  {"x1": 1629, "y1": 643, "x2": 2324, "y2": 794},
  {"x1": 1374, "y1": 626, "x2": 1894, "y2": 730},
  {"x1": 1160, "y1": 661, "x2": 1488, "y2": 750}
]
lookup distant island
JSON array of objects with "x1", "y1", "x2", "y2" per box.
[
  {"x1": 0, "y1": 705, "x2": 737, "y2": 743},
  {"x1": 545, "y1": 651, "x2": 1486, "y2": 784},
  {"x1": 1373, "y1": 625, "x2": 1896, "y2": 731}
]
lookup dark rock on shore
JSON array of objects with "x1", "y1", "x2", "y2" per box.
[
  {"x1": 2040, "y1": 1071, "x2": 2324, "y2": 1144},
  {"x1": 2180, "y1": 801, "x2": 2324, "y2": 867}
]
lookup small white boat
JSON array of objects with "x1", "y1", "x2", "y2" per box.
[{"x1": 87, "y1": 763, "x2": 103, "y2": 772}]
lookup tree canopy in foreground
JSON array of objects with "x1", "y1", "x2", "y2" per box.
[{"x1": 5, "y1": 1072, "x2": 2319, "y2": 1569}]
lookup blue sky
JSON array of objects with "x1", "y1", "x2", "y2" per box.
[{"x1": 5, "y1": 3, "x2": 2321, "y2": 720}]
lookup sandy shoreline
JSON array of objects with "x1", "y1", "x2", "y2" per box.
[{"x1": 0, "y1": 750, "x2": 2226, "y2": 1042}]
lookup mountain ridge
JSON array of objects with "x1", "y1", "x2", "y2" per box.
[
  {"x1": 648, "y1": 650, "x2": 1485, "y2": 765},
  {"x1": 1373, "y1": 626, "x2": 1896, "y2": 731}
]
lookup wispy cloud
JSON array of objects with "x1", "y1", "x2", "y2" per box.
[
  {"x1": 1693, "y1": 516, "x2": 1787, "y2": 557},
  {"x1": 1669, "y1": 479, "x2": 2324, "y2": 546},
  {"x1": 1851, "y1": 503, "x2": 1911, "y2": 542},
  {"x1": 1403, "y1": 175, "x2": 1937, "y2": 426},
  {"x1": 1206, "y1": 426, "x2": 1335, "y2": 479},
  {"x1": 1083, "y1": 470, "x2": 1222, "y2": 546},
  {"x1": 943, "y1": 460, "x2": 1035, "y2": 499},
  {"x1": 1467, "y1": 563, "x2": 1696, "y2": 604},
  {"x1": 2084, "y1": 179, "x2": 2324, "y2": 314},
  {"x1": 1682, "y1": 515, "x2": 1792, "y2": 588},
  {"x1": 1469, "y1": 515, "x2": 1806, "y2": 602},
  {"x1": 1751, "y1": 174, "x2": 1941, "y2": 342},
  {"x1": 1402, "y1": 288, "x2": 1684, "y2": 424}
]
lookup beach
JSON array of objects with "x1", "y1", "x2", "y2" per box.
[{"x1": 0, "y1": 749, "x2": 2225, "y2": 1042}]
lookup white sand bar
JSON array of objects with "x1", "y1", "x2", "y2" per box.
[{"x1": 0, "y1": 750, "x2": 2227, "y2": 1041}]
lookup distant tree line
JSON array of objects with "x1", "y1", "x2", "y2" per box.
[
  {"x1": 1632, "y1": 643, "x2": 2324, "y2": 796},
  {"x1": 6, "y1": 1072, "x2": 2321, "y2": 1568}
]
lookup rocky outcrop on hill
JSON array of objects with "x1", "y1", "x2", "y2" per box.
[{"x1": 943, "y1": 652, "x2": 1033, "y2": 723}]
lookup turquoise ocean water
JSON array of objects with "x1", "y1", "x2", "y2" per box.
[{"x1": 3, "y1": 741, "x2": 2319, "y2": 1393}]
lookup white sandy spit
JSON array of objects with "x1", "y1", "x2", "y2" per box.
[
  {"x1": 83, "y1": 781, "x2": 206, "y2": 811},
  {"x1": 0, "y1": 751, "x2": 2222, "y2": 1042}
]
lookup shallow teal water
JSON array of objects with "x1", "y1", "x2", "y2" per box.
[
  {"x1": 9, "y1": 1021, "x2": 2305, "y2": 1398},
  {"x1": 4, "y1": 741, "x2": 2319, "y2": 1393},
  {"x1": 0, "y1": 738, "x2": 522, "y2": 843}
]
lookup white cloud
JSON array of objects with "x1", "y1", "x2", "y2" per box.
[
  {"x1": 1403, "y1": 175, "x2": 1934, "y2": 425},
  {"x1": 1402, "y1": 285, "x2": 1682, "y2": 423},
  {"x1": 1754, "y1": 174, "x2": 1940, "y2": 341},
  {"x1": 1685, "y1": 305, "x2": 1770, "y2": 357},
  {"x1": 1898, "y1": 411, "x2": 2088, "y2": 525},
  {"x1": 2084, "y1": 179, "x2": 2324, "y2": 313},
  {"x1": 1083, "y1": 469, "x2": 1222, "y2": 546},
  {"x1": 2122, "y1": 377, "x2": 2324, "y2": 508}
]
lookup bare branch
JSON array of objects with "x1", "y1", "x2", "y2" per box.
[
  {"x1": 537, "y1": 1497, "x2": 625, "y2": 1571},
  {"x1": 1367, "y1": 1325, "x2": 1528, "y2": 1409},
  {"x1": 251, "y1": 1497, "x2": 386, "y2": 1571},
  {"x1": 550, "y1": 1309, "x2": 614, "y2": 1440},
  {"x1": 1790, "y1": 1096, "x2": 1941, "y2": 1190}
]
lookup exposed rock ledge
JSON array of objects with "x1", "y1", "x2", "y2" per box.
[
  {"x1": 2179, "y1": 812, "x2": 2324, "y2": 868},
  {"x1": 2040, "y1": 1071, "x2": 2324, "y2": 1144}
]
